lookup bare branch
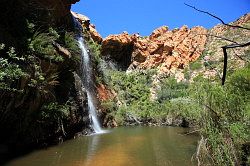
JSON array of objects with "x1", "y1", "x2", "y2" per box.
[
  {"x1": 184, "y1": 3, "x2": 250, "y2": 31},
  {"x1": 223, "y1": 41, "x2": 250, "y2": 49},
  {"x1": 232, "y1": 49, "x2": 249, "y2": 62},
  {"x1": 221, "y1": 41, "x2": 250, "y2": 85},
  {"x1": 221, "y1": 47, "x2": 228, "y2": 85},
  {"x1": 207, "y1": 34, "x2": 239, "y2": 44},
  {"x1": 195, "y1": 33, "x2": 248, "y2": 61},
  {"x1": 185, "y1": 3, "x2": 250, "y2": 85}
]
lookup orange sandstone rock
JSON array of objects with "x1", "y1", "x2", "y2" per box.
[
  {"x1": 101, "y1": 25, "x2": 207, "y2": 74},
  {"x1": 71, "y1": 11, "x2": 102, "y2": 43},
  {"x1": 89, "y1": 24, "x2": 103, "y2": 43},
  {"x1": 97, "y1": 84, "x2": 113, "y2": 102}
]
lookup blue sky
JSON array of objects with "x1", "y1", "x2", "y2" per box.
[{"x1": 72, "y1": 0, "x2": 250, "y2": 38}]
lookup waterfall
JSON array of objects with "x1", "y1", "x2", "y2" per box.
[{"x1": 77, "y1": 37, "x2": 104, "y2": 134}]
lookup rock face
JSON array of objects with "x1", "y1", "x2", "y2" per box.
[
  {"x1": 97, "y1": 84, "x2": 114, "y2": 102},
  {"x1": 29, "y1": 0, "x2": 79, "y2": 19},
  {"x1": 89, "y1": 24, "x2": 103, "y2": 43},
  {"x1": 72, "y1": 11, "x2": 103, "y2": 43},
  {"x1": 0, "y1": 0, "x2": 95, "y2": 161},
  {"x1": 4, "y1": 0, "x2": 79, "y2": 25},
  {"x1": 0, "y1": 0, "x2": 79, "y2": 47},
  {"x1": 101, "y1": 32, "x2": 138, "y2": 69},
  {"x1": 193, "y1": 13, "x2": 250, "y2": 80},
  {"x1": 101, "y1": 25, "x2": 207, "y2": 74},
  {"x1": 234, "y1": 13, "x2": 250, "y2": 26}
]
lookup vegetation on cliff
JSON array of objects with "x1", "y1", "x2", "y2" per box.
[
  {"x1": 0, "y1": 19, "x2": 92, "y2": 155},
  {"x1": 90, "y1": 14, "x2": 250, "y2": 165},
  {"x1": 98, "y1": 53, "x2": 249, "y2": 165},
  {"x1": 0, "y1": 0, "x2": 249, "y2": 165}
]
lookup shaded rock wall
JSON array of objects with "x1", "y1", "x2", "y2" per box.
[
  {"x1": 0, "y1": 0, "x2": 96, "y2": 163},
  {"x1": 0, "y1": 0, "x2": 78, "y2": 47}
]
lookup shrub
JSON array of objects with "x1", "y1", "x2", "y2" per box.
[
  {"x1": 157, "y1": 77, "x2": 189, "y2": 102},
  {"x1": 86, "y1": 39, "x2": 101, "y2": 65},
  {"x1": 105, "y1": 70, "x2": 152, "y2": 104},
  {"x1": 103, "y1": 71, "x2": 200, "y2": 125},
  {"x1": 28, "y1": 28, "x2": 64, "y2": 62},
  {"x1": 189, "y1": 60, "x2": 203, "y2": 70},
  {"x1": 0, "y1": 45, "x2": 27, "y2": 92},
  {"x1": 39, "y1": 102, "x2": 70, "y2": 121},
  {"x1": 190, "y1": 72, "x2": 250, "y2": 165},
  {"x1": 228, "y1": 64, "x2": 250, "y2": 98},
  {"x1": 0, "y1": 22, "x2": 83, "y2": 145}
]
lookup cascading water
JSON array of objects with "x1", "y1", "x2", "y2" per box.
[{"x1": 77, "y1": 37, "x2": 104, "y2": 134}]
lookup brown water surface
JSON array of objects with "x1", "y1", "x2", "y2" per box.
[{"x1": 5, "y1": 126, "x2": 198, "y2": 166}]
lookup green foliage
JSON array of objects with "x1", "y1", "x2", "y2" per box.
[
  {"x1": 86, "y1": 39, "x2": 101, "y2": 65},
  {"x1": 102, "y1": 69, "x2": 155, "y2": 124},
  {"x1": 28, "y1": 28, "x2": 64, "y2": 62},
  {"x1": 28, "y1": 64, "x2": 59, "y2": 99},
  {"x1": 23, "y1": 102, "x2": 71, "y2": 142},
  {"x1": 183, "y1": 67, "x2": 191, "y2": 80},
  {"x1": 0, "y1": 25, "x2": 79, "y2": 99},
  {"x1": 0, "y1": 21, "x2": 83, "y2": 145},
  {"x1": 189, "y1": 60, "x2": 203, "y2": 70},
  {"x1": 243, "y1": 49, "x2": 250, "y2": 61},
  {"x1": 165, "y1": 97, "x2": 202, "y2": 120},
  {"x1": 189, "y1": 67, "x2": 250, "y2": 165},
  {"x1": 85, "y1": 39, "x2": 103, "y2": 84},
  {"x1": 242, "y1": 22, "x2": 250, "y2": 29},
  {"x1": 25, "y1": 27, "x2": 79, "y2": 98},
  {"x1": 103, "y1": 61, "x2": 249, "y2": 165},
  {"x1": 0, "y1": 45, "x2": 27, "y2": 92},
  {"x1": 228, "y1": 64, "x2": 250, "y2": 97},
  {"x1": 103, "y1": 69, "x2": 200, "y2": 125},
  {"x1": 64, "y1": 32, "x2": 81, "y2": 63},
  {"x1": 157, "y1": 77, "x2": 189, "y2": 102},
  {"x1": 40, "y1": 102, "x2": 70, "y2": 121},
  {"x1": 204, "y1": 60, "x2": 218, "y2": 69},
  {"x1": 106, "y1": 70, "x2": 151, "y2": 104}
]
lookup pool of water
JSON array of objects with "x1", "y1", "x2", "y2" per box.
[{"x1": 5, "y1": 126, "x2": 198, "y2": 166}]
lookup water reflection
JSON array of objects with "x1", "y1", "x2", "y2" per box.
[
  {"x1": 5, "y1": 127, "x2": 198, "y2": 166},
  {"x1": 84, "y1": 134, "x2": 100, "y2": 166}
]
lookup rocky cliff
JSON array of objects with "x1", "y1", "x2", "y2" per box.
[
  {"x1": 0, "y1": 0, "x2": 94, "y2": 163},
  {"x1": 72, "y1": 11, "x2": 103, "y2": 43},
  {"x1": 1, "y1": 1, "x2": 249, "y2": 163},
  {"x1": 197, "y1": 13, "x2": 250, "y2": 80},
  {"x1": 60, "y1": 11, "x2": 250, "y2": 114},
  {"x1": 102, "y1": 25, "x2": 207, "y2": 75},
  {"x1": 0, "y1": 0, "x2": 80, "y2": 47},
  {"x1": 71, "y1": 11, "x2": 250, "y2": 107},
  {"x1": 99, "y1": 13, "x2": 249, "y2": 82}
]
